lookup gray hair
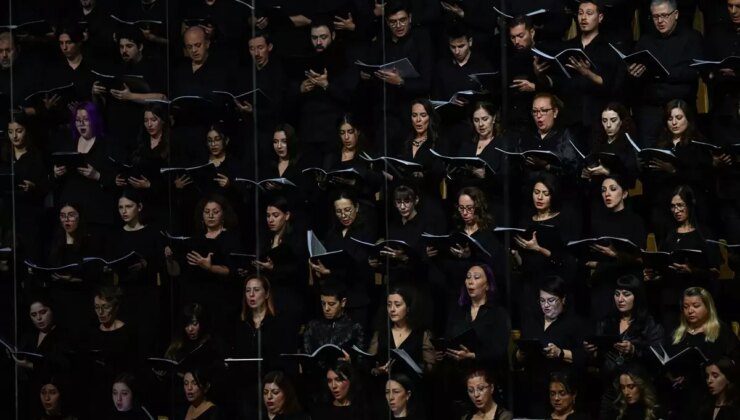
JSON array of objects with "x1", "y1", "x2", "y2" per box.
[{"x1": 650, "y1": 0, "x2": 677, "y2": 10}]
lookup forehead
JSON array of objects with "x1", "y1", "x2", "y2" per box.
[
  {"x1": 204, "y1": 201, "x2": 222, "y2": 210},
  {"x1": 467, "y1": 266, "x2": 485, "y2": 276},
  {"x1": 119, "y1": 38, "x2": 137, "y2": 46},
  {"x1": 533, "y1": 97, "x2": 552, "y2": 107},
  {"x1": 458, "y1": 194, "x2": 474, "y2": 204},
  {"x1": 273, "y1": 131, "x2": 286, "y2": 140},
  {"x1": 334, "y1": 198, "x2": 354, "y2": 207},
  {"x1": 184, "y1": 30, "x2": 205, "y2": 43},
  {"x1": 311, "y1": 26, "x2": 331, "y2": 36},
  {"x1": 579, "y1": 2, "x2": 598, "y2": 12},
  {"x1": 602, "y1": 178, "x2": 620, "y2": 188},
  {"x1": 466, "y1": 375, "x2": 487, "y2": 386},
  {"x1": 671, "y1": 194, "x2": 685, "y2": 203},
  {"x1": 650, "y1": 2, "x2": 673, "y2": 12},
  {"x1": 473, "y1": 108, "x2": 492, "y2": 118},
  {"x1": 321, "y1": 295, "x2": 339, "y2": 303},
  {"x1": 534, "y1": 182, "x2": 549, "y2": 191},
  {"x1": 669, "y1": 107, "x2": 685, "y2": 116},
  {"x1": 509, "y1": 23, "x2": 527, "y2": 35},
  {"x1": 113, "y1": 382, "x2": 131, "y2": 391},
  {"x1": 448, "y1": 36, "x2": 469, "y2": 45},
  {"x1": 602, "y1": 110, "x2": 619, "y2": 118},
  {"x1": 549, "y1": 382, "x2": 567, "y2": 391},
  {"x1": 619, "y1": 374, "x2": 635, "y2": 384},
  {"x1": 387, "y1": 293, "x2": 404, "y2": 302},
  {"x1": 411, "y1": 103, "x2": 427, "y2": 113},
  {"x1": 59, "y1": 34, "x2": 73, "y2": 42},
  {"x1": 264, "y1": 382, "x2": 281, "y2": 390},
  {"x1": 388, "y1": 10, "x2": 409, "y2": 20},
  {"x1": 249, "y1": 36, "x2": 268, "y2": 47}
]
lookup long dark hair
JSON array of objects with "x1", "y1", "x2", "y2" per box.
[
  {"x1": 263, "y1": 371, "x2": 303, "y2": 415},
  {"x1": 470, "y1": 101, "x2": 503, "y2": 141},
  {"x1": 530, "y1": 172, "x2": 561, "y2": 214},
  {"x1": 325, "y1": 361, "x2": 368, "y2": 416},
  {"x1": 656, "y1": 99, "x2": 704, "y2": 147},
  {"x1": 165, "y1": 303, "x2": 212, "y2": 359},
  {"x1": 50, "y1": 202, "x2": 89, "y2": 261},
  {"x1": 406, "y1": 98, "x2": 440, "y2": 149},
  {"x1": 593, "y1": 102, "x2": 636, "y2": 147},
  {"x1": 273, "y1": 123, "x2": 300, "y2": 165},
  {"x1": 132, "y1": 103, "x2": 170, "y2": 164},
  {"x1": 336, "y1": 113, "x2": 366, "y2": 153},
  {"x1": 608, "y1": 275, "x2": 651, "y2": 327}
]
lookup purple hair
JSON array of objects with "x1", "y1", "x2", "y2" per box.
[
  {"x1": 70, "y1": 102, "x2": 104, "y2": 140},
  {"x1": 458, "y1": 263, "x2": 497, "y2": 306}
]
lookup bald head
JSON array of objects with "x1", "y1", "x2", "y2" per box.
[{"x1": 184, "y1": 26, "x2": 209, "y2": 65}]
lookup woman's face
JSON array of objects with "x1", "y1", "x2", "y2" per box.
[
  {"x1": 263, "y1": 382, "x2": 286, "y2": 415},
  {"x1": 613, "y1": 289, "x2": 635, "y2": 314},
  {"x1": 539, "y1": 290, "x2": 564, "y2": 320},
  {"x1": 466, "y1": 375, "x2": 494, "y2": 410},
  {"x1": 184, "y1": 318, "x2": 200, "y2": 341},
  {"x1": 206, "y1": 130, "x2": 226, "y2": 157},
  {"x1": 411, "y1": 103, "x2": 430, "y2": 136},
  {"x1": 29, "y1": 302, "x2": 53, "y2": 332},
  {"x1": 472, "y1": 107, "x2": 494, "y2": 139},
  {"x1": 670, "y1": 194, "x2": 689, "y2": 224},
  {"x1": 532, "y1": 182, "x2": 552, "y2": 212},
  {"x1": 682, "y1": 295, "x2": 709, "y2": 326},
  {"x1": 387, "y1": 293, "x2": 408, "y2": 324},
  {"x1": 601, "y1": 179, "x2": 626, "y2": 211},
  {"x1": 339, "y1": 123, "x2": 358, "y2": 151},
  {"x1": 706, "y1": 364, "x2": 729, "y2": 396},
  {"x1": 326, "y1": 369, "x2": 350, "y2": 403},
  {"x1": 245, "y1": 278, "x2": 268, "y2": 311},
  {"x1": 394, "y1": 195, "x2": 417, "y2": 219},
  {"x1": 202, "y1": 201, "x2": 224, "y2": 230},
  {"x1": 619, "y1": 374, "x2": 641, "y2": 405},
  {"x1": 549, "y1": 382, "x2": 575, "y2": 415},
  {"x1": 667, "y1": 107, "x2": 688, "y2": 137},
  {"x1": 75, "y1": 109, "x2": 93, "y2": 139},
  {"x1": 532, "y1": 96, "x2": 557, "y2": 133},
  {"x1": 183, "y1": 373, "x2": 205, "y2": 404},
  {"x1": 385, "y1": 380, "x2": 410, "y2": 414},
  {"x1": 94, "y1": 296, "x2": 115, "y2": 325},
  {"x1": 266, "y1": 206, "x2": 290, "y2": 233},
  {"x1": 143, "y1": 111, "x2": 163, "y2": 137},
  {"x1": 7, "y1": 121, "x2": 28, "y2": 148},
  {"x1": 457, "y1": 194, "x2": 477, "y2": 225},
  {"x1": 334, "y1": 198, "x2": 358, "y2": 227},
  {"x1": 112, "y1": 382, "x2": 133, "y2": 412},
  {"x1": 40, "y1": 384, "x2": 61, "y2": 414},
  {"x1": 273, "y1": 130, "x2": 288, "y2": 159},
  {"x1": 118, "y1": 197, "x2": 141, "y2": 224},
  {"x1": 465, "y1": 266, "x2": 489, "y2": 302},
  {"x1": 59, "y1": 205, "x2": 80, "y2": 234},
  {"x1": 601, "y1": 110, "x2": 622, "y2": 138}
]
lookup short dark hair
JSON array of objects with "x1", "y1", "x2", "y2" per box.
[
  {"x1": 386, "y1": 0, "x2": 411, "y2": 16},
  {"x1": 117, "y1": 26, "x2": 144, "y2": 47},
  {"x1": 539, "y1": 275, "x2": 568, "y2": 300},
  {"x1": 532, "y1": 172, "x2": 561, "y2": 212},
  {"x1": 446, "y1": 22, "x2": 472, "y2": 41},
  {"x1": 508, "y1": 15, "x2": 534, "y2": 31},
  {"x1": 249, "y1": 30, "x2": 272, "y2": 45},
  {"x1": 310, "y1": 17, "x2": 335, "y2": 33},
  {"x1": 549, "y1": 370, "x2": 578, "y2": 395},
  {"x1": 57, "y1": 25, "x2": 85, "y2": 43},
  {"x1": 320, "y1": 280, "x2": 347, "y2": 300}
]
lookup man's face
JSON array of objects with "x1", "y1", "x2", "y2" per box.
[
  {"x1": 59, "y1": 34, "x2": 81, "y2": 60},
  {"x1": 80, "y1": 0, "x2": 95, "y2": 9},
  {"x1": 248, "y1": 36, "x2": 272, "y2": 67},
  {"x1": 509, "y1": 24, "x2": 534, "y2": 50},
  {"x1": 310, "y1": 26, "x2": 333, "y2": 53},
  {"x1": 729, "y1": 0, "x2": 740, "y2": 25},
  {"x1": 650, "y1": 2, "x2": 679, "y2": 35},
  {"x1": 184, "y1": 28, "x2": 209, "y2": 64},
  {"x1": 320, "y1": 295, "x2": 345, "y2": 320},
  {"x1": 119, "y1": 38, "x2": 142, "y2": 63},
  {"x1": 387, "y1": 11, "x2": 411, "y2": 39},
  {"x1": 0, "y1": 39, "x2": 17, "y2": 69},
  {"x1": 448, "y1": 36, "x2": 472, "y2": 63},
  {"x1": 577, "y1": 3, "x2": 602, "y2": 33}
]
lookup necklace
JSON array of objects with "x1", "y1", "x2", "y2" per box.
[{"x1": 411, "y1": 137, "x2": 426, "y2": 147}]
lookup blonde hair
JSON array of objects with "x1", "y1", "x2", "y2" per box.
[{"x1": 672, "y1": 287, "x2": 721, "y2": 344}]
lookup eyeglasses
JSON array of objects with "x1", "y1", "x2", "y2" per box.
[
  {"x1": 457, "y1": 205, "x2": 475, "y2": 214},
  {"x1": 75, "y1": 118, "x2": 90, "y2": 124},
  {"x1": 531, "y1": 108, "x2": 554, "y2": 116},
  {"x1": 394, "y1": 199, "x2": 413, "y2": 207},
  {"x1": 335, "y1": 208, "x2": 355, "y2": 216},
  {"x1": 670, "y1": 203, "x2": 686, "y2": 210},
  {"x1": 466, "y1": 385, "x2": 490, "y2": 395},
  {"x1": 207, "y1": 139, "x2": 223, "y2": 145},
  {"x1": 388, "y1": 17, "x2": 409, "y2": 28},
  {"x1": 651, "y1": 10, "x2": 677, "y2": 21},
  {"x1": 59, "y1": 212, "x2": 79, "y2": 221},
  {"x1": 539, "y1": 297, "x2": 560, "y2": 306}
]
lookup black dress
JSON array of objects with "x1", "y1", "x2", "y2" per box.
[
  {"x1": 664, "y1": 324, "x2": 740, "y2": 420},
  {"x1": 519, "y1": 312, "x2": 586, "y2": 418},
  {"x1": 179, "y1": 229, "x2": 242, "y2": 332}
]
